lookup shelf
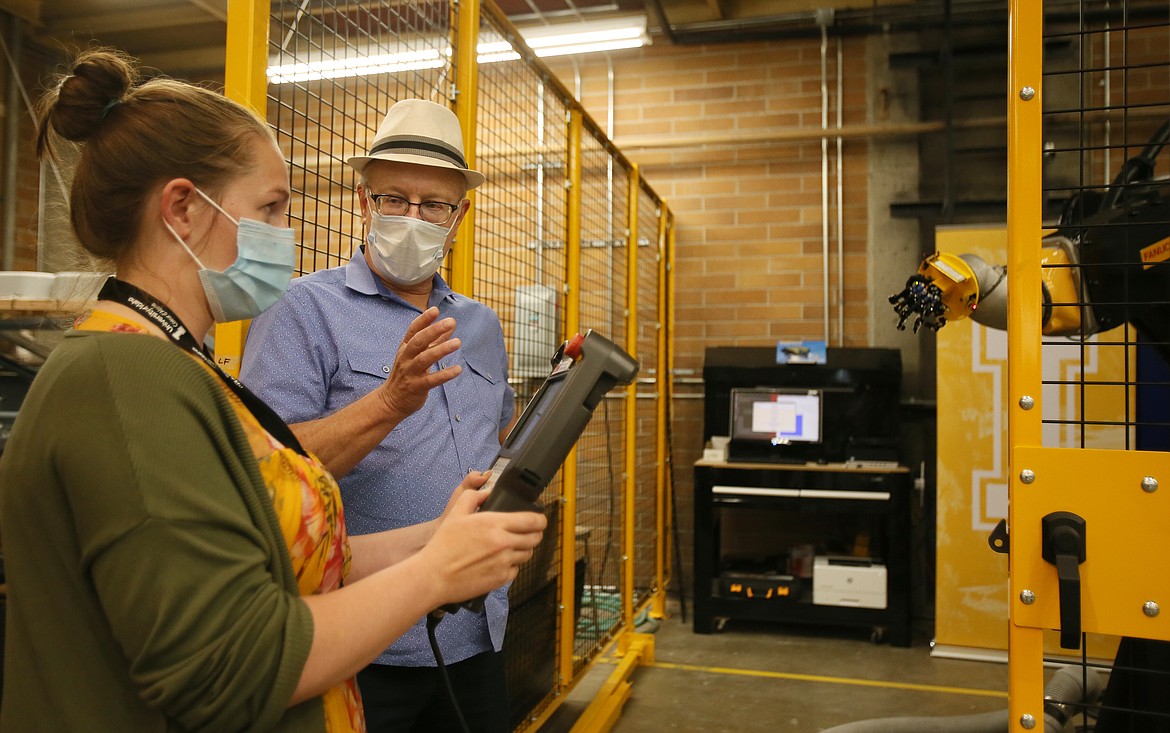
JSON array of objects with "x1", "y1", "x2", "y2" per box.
[
  {"x1": 695, "y1": 457, "x2": 909, "y2": 474},
  {"x1": 693, "y1": 461, "x2": 912, "y2": 646},
  {"x1": 0, "y1": 299, "x2": 92, "y2": 315},
  {"x1": 888, "y1": 199, "x2": 1007, "y2": 219}
]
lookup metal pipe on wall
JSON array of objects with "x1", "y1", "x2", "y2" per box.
[
  {"x1": 941, "y1": 0, "x2": 955, "y2": 223},
  {"x1": 836, "y1": 36, "x2": 844, "y2": 346},
  {"x1": 535, "y1": 81, "x2": 545, "y2": 284},
  {"x1": 606, "y1": 54, "x2": 616, "y2": 332},
  {"x1": 819, "y1": 16, "x2": 831, "y2": 343},
  {"x1": 607, "y1": 53, "x2": 615, "y2": 138},
  {"x1": 3, "y1": 16, "x2": 21, "y2": 271},
  {"x1": 569, "y1": 57, "x2": 581, "y2": 100}
]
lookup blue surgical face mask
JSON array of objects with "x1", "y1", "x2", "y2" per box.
[{"x1": 165, "y1": 188, "x2": 296, "y2": 323}]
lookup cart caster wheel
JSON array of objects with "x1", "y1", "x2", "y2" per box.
[
  {"x1": 870, "y1": 627, "x2": 886, "y2": 644},
  {"x1": 714, "y1": 617, "x2": 729, "y2": 632}
]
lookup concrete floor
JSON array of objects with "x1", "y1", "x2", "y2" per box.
[{"x1": 540, "y1": 604, "x2": 1010, "y2": 732}]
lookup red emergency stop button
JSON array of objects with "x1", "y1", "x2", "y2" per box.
[{"x1": 564, "y1": 332, "x2": 585, "y2": 359}]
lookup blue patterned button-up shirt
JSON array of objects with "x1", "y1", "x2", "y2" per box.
[{"x1": 240, "y1": 250, "x2": 515, "y2": 666}]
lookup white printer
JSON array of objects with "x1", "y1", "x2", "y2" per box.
[{"x1": 812, "y1": 555, "x2": 887, "y2": 609}]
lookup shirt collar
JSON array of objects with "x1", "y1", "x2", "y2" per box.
[{"x1": 346, "y1": 246, "x2": 459, "y2": 307}]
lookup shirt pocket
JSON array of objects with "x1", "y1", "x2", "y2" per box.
[
  {"x1": 321, "y1": 352, "x2": 392, "y2": 413},
  {"x1": 462, "y1": 353, "x2": 507, "y2": 424},
  {"x1": 345, "y1": 352, "x2": 393, "y2": 385}
]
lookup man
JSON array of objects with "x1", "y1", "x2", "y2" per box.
[{"x1": 241, "y1": 99, "x2": 516, "y2": 732}]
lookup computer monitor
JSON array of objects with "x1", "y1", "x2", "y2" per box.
[
  {"x1": 704, "y1": 346, "x2": 902, "y2": 464},
  {"x1": 730, "y1": 388, "x2": 822, "y2": 446}
]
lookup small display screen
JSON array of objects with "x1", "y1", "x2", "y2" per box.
[
  {"x1": 730, "y1": 388, "x2": 822, "y2": 445},
  {"x1": 503, "y1": 369, "x2": 569, "y2": 451}
]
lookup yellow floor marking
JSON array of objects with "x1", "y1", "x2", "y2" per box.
[{"x1": 600, "y1": 656, "x2": 1008, "y2": 699}]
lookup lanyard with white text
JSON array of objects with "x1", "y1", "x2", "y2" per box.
[{"x1": 97, "y1": 277, "x2": 308, "y2": 457}]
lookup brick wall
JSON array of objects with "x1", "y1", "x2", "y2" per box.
[
  {"x1": 549, "y1": 38, "x2": 871, "y2": 370},
  {"x1": 546, "y1": 35, "x2": 875, "y2": 600},
  {"x1": 1, "y1": 18, "x2": 50, "y2": 272}
]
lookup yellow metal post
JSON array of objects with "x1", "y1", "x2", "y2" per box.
[
  {"x1": 651, "y1": 207, "x2": 669, "y2": 620},
  {"x1": 564, "y1": 112, "x2": 582, "y2": 373},
  {"x1": 215, "y1": 0, "x2": 271, "y2": 377},
  {"x1": 1006, "y1": 0, "x2": 1046, "y2": 729},
  {"x1": 621, "y1": 165, "x2": 639, "y2": 640},
  {"x1": 557, "y1": 108, "x2": 584, "y2": 691},
  {"x1": 223, "y1": 0, "x2": 269, "y2": 107},
  {"x1": 450, "y1": 0, "x2": 480, "y2": 298},
  {"x1": 665, "y1": 213, "x2": 675, "y2": 587}
]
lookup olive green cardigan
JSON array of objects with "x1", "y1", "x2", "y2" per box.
[{"x1": 0, "y1": 330, "x2": 323, "y2": 732}]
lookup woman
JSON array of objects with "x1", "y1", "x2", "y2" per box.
[{"x1": 0, "y1": 48, "x2": 545, "y2": 732}]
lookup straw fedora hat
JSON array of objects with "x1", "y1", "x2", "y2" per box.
[{"x1": 346, "y1": 99, "x2": 485, "y2": 190}]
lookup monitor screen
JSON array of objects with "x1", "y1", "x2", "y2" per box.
[{"x1": 730, "y1": 388, "x2": 822, "y2": 445}]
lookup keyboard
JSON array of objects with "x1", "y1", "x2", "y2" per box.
[{"x1": 843, "y1": 460, "x2": 901, "y2": 469}]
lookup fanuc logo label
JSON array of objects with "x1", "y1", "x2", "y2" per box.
[{"x1": 1141, "y1": 235, "x2": 1170, "y2": 269}]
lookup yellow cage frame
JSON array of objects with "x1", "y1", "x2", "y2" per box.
[
  {"x1": 220, "y1": 1, "x2": 674, "y2": 730},
  {"x1": 1007, "y1": 2, "x2": 1170, "y2": 730}
]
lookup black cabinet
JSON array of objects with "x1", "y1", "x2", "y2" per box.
[{"x1": 693, "y1": 459, "x2": 912, "y2": 646}]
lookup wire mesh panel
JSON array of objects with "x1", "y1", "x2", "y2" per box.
[
  {"x1": 572, "y1": 127, "x2": 631, "y2": 675},
  {"x1": 472, "y1": 17, "x2": 568, "y2": 381},
  {"x1": 267, "y1": 1, "x2": 453, "y2": 274},
  {"x1": 244, "y1": 1, "x2": 672, "y2": 727},
  {"x1": 1040, "y1": 2, "x2": 1170, "y2": 452},
  {"x1": 1008, "y1": 2, "x2": 1170, "y2": 731},
  {"x1": 662, "y1": 211, "x2": 677, "y2": 591},
  {"x1": 632, "y1": 182, "x2": 662, "y2": 612},
  {"x1": 472, "y1": 9, "x2": 573, "y2": 729}
]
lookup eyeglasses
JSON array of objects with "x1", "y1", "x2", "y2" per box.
[{"x1": 367, "y1": 193, "x2": 460, "y2": 225}]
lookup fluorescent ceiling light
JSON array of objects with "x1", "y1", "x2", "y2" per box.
[
  {"x1": 267, "y1": 49, "x2": 447, "y2": 84},
  {"x1": 521, "y1": 16, "x2": 649, "y2": 59},
  {"x1": 267, "y1": 16, "x2": 649, "y2": 84},
  {"x1": 476, "y1": 40, "x2": 522, "y2": 65}
]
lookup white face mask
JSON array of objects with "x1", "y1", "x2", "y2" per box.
[{"x1": 366, "y1": 213, "x2": 455, "y2": 288}]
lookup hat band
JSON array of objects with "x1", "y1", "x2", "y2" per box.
[{"x1": 368, "y1": 138, "x2": 468, "y2": 169}]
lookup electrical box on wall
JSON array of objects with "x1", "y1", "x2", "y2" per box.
[{"x1": 512, "y1": 285, "x2": 560, "y2": 379}]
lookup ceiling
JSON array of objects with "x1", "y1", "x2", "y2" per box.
[
  {"x1": 8, "y1": 0, "x2": 1164, "y2": 77},
  {"x1": 0, "y1": 0, "x2": 939, "y2": 76}
]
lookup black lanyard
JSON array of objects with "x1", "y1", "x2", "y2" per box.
[{"x1": 97, "y1": 277, "x2": 308, "y2": 457}]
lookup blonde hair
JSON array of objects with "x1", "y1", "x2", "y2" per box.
[{"x1": 35, "y1": 48, "x2": 274, "y2": 262}]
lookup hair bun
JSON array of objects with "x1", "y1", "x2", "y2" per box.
[{"x1": 40, "y1": 48, "x2": 140, "y2": 145}]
